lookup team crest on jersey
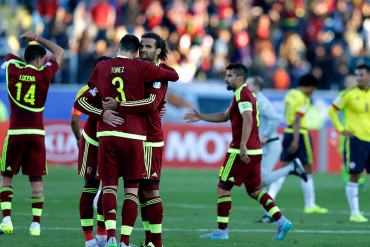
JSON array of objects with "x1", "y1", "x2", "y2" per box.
[
  {"x1": 153, "y1": 82, "x2": 161, "y2": 89},
  {"x1": 88, "y1": 87, "x2": 98, "y2": 96}
]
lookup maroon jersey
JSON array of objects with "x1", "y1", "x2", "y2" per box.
[
  {"x1": 117, "y1": 63, "x2": 170, "y2": 142},
  {"x1": 3, "y1": 53, "x2": 59, "y2": 129},
  {"x1": 72, "y1": 85, "x2": 100, "y2": 141},
  {"x1": 145, "y1": 79, "x2": 168, "y2": 142},
  {"x1": 88, "y1": 56, "x2": 178, "y2": 140},
  {"x1": 229, "y1": 84, "x2": 261, "y2": 150}
]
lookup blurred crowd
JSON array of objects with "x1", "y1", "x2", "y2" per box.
[{"x1": 0, "y1": 0, "x2": 370, "y2": 89}]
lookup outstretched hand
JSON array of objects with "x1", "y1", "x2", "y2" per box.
[
  {"x1": 103, "y1": 97, "x2": 117, "y2": 110},
  {"x1": 184, "y1": 108, "x2": 202, "y2": 123},
  {"x1": 102, "y1": 110, "x2": 124, "y2": 127}
]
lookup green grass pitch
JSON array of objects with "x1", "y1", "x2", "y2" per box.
[{"x1": 1, "y1": 167, "x2": 370, "y2": 247}]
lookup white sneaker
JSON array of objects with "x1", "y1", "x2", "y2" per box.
[
  {"x1": 29, "y1": 222, "x2": 41, "y2": 236},
  {"x1": 96, "y1": 235, "x2": 107, "y2": 247},
  {"x1": 85, "y1": 239, "x2": 98, "y2": 247}
]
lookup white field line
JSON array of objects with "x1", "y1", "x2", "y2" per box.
[
  {"x1": 11, "y1": 202, "x2": 370, "y2": 217},
  {"x1": 11, "y1": 226, "x2": 370, "y2": 234}
]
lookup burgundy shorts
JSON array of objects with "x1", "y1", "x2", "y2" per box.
[
  {"x1": 98, "y1": 136, "x2": 147, "y2": 185},
  {"x1": 218, "y1": 153, "x2": 262, "y2": 190},
  {"x1": 77, "y1": 135, "x2": 99, "y2": 179},
  {"x1": 1, "y1": 134, "x2": 46, "y2": 177},
  {"x1": 144, "y1": 143, "x2": 164, "y2": 180}
]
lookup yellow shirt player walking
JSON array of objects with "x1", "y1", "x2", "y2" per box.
[
  {"x1": 279, "y1": 74, "x2": 328, "y2": 214},
  {"x1": 328, "y1": 63, "x2": 370, "y2": 223}
]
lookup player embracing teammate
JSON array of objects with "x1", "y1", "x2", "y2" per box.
[{"x1": 74, "y1": 33, "x2": 178, "y2": 247}]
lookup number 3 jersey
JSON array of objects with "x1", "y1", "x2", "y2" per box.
[
  {"x1": 2, "y1": 54, "x2": 59, "y2": 129},
  {"x1": 88, "y1": 56, "x2": 178, "y2": 141}
]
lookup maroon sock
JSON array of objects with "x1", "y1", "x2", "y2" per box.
[
  {"x1": 103, "y1": 188, "x2": 118, "y2": 239},
  {"x1": 31, "y1": 196, "x2": 44, "y2": 224},
  {"x1": 255, "y1": 191, "x2": 282, "y2": 221},
  {"x1": 146, "y1": 197, "x2": 163, "y2": 247},
  {"x1": 120, "y1": 193, "x2": 139, "y2": 245},
  {"x1": 96, "y1": 191, "x2": 106, "y2": 236},
  {"x1": 140, "y1": 198, "x2": 151, "y2": 244},
  {"x1": 217, "y1": 195, "x2": 232, "y2": 229},
  {"x1": 80, "y1": 187, "x2": 98, "y2": 240},
  {"x1": 0, "y1": 186, "x2": 13, "y2": 217}
]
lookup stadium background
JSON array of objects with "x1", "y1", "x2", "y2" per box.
[{"x1": 0, "y1": 1, "x2": 370, "y2": 247}]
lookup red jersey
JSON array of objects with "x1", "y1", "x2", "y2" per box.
[
  {"x1": 3, "y1": 54, "x2": 59, "y2": 130},
  {"x1": 228, "y1": 84, "x2": 261, "y2": 151},
  {"x1": 145, "y1": 79, "x2": 168, "y2": 142},
  {"x1": 72, "y1": 85, "x2": 99, "y2": 142},
  {"x1": 117, "y1": 63, "x2": 170, "y2": 142},
  {"x1": 87, "y1": 56, "x2": 178, "y2": 140}
]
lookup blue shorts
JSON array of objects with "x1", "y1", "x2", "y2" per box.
[
  {"x1": 344, "y1": 137, "x2": 370, "y2": 174},
  {"x1": 280, "y1": 131, "x2": 314, "y2": 165}
]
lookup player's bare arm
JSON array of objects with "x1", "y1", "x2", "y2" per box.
[
  {"x1": 70, "y1": 114, "x2": 81, "y2": 141},
  {"x1": 20, "y1": 31, "x2": 64, "y2": 66},
  {"x1": 184, "y1": 108, "x2": 230, "y2": 123},
  {"x1": 240, "y1": 110, "x2": 253, "y2": 164}
]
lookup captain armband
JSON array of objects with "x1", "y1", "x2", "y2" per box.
[{"x1": 238, "y1": 101, "x2": 253, "y2": 113}]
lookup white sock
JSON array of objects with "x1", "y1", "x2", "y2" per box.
[
  {"x1": 267, "y1": 176, "x2": 286, "y2": 199},
  {"x1": 30, "y1": 222, "x2": 40, "y2": 228},
  {"x1": 2, "y1": 216, "x2": 11, "y2": 223},
  {"x1": 300, "y1": 175, "x2": 315, "y2": 208},
  {"x1": 263, "y1": 165, "x2": 292, "y2": 185},
  {"x1": 346, "y1": 182, "x2": 360, "y2": 216}
]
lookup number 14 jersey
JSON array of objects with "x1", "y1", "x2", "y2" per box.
[{"x1": 2, "y1": 54, "x2": 59, "y2": 129}]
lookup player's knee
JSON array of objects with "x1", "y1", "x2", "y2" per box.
[
  {"x1": 1, "y1": 175, "x2": 13, "y2": 186},
  {"x1": 246, "y1": 187, "x2": 259, "y2": 198},
  {"x1": 143, "y1": 189, "x2": 160, "y2": 199},
  {"x1": 217, "y1": 183, "x2": 231, "y2": 196},
  {"x1": 29, "y1": 176, "x2": 42, "y2": 182}
]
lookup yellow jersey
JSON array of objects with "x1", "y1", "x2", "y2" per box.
[
  {"x1": 283, "y1": 89, "x2": 311, "y2": 129},
  {"x1": 331, "y1": 86, "x2": 370, "y2": 142}
]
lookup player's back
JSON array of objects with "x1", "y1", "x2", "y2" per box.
[
  {"x1": 91, "y1": 57, "x2": 167, "y2": 138},
  {"x1": 5, "y1": 57, "x2": 58, "y2": 129}
]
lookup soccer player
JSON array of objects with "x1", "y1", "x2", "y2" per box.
[
  {"x1": 280, "y1": 74, "x2": 328, "y2": 214},
  {"x1": 184, "y1": 64, "x2": 292, "y2": 240},
  {"x1": 75, "y1": 34, "x2": 178, "y2": 247},
  {"x1": 102, "y1": 32, "x2": 170, "y2": 247},
  {"x1": 247, "y1": 76, "x2": 307, "y2": 223},
  {"x1": 328, "y1": 63, "x2": 370, "y2": 222},
  {"x1": 0, "y1": 31, "x2": 63, "y2": 236},
  {"x1": 71, "y1": 56, "x2": 117, "y2": 247}
]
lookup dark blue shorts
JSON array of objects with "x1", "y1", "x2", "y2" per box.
[
  {"x1": 344, "y1": 137, "x2": 370, "y2": 174},
  {"x1": 280, "y1": 132, "x2": 314, "y2": 165}
]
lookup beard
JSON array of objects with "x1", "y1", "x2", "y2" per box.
[{"x1": 226, "y1": 84, "x2": 233, "y2": 90}]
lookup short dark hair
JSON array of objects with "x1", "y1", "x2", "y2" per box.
[
  {"x1": 24, "y1": 44, "x2": 46, "y2": 63},
  {"x1": 226, "y1": 63, "x2": 248, "y2": 80},
  {"x1": 298, "y1": 74, "x2": 319, "y2": 87},
  {"x1": 93, "y1": 56, "x2": 110, "y2": 67},
  {"x1": 141, "y1": 32, "x2": 168, "y2": 60},
  {"x1": 356, "y1": 63, "x2": 370, "y2": 71},
  {"x1": 119, "y1": 34, "x2": 140, "y2": 53}
]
